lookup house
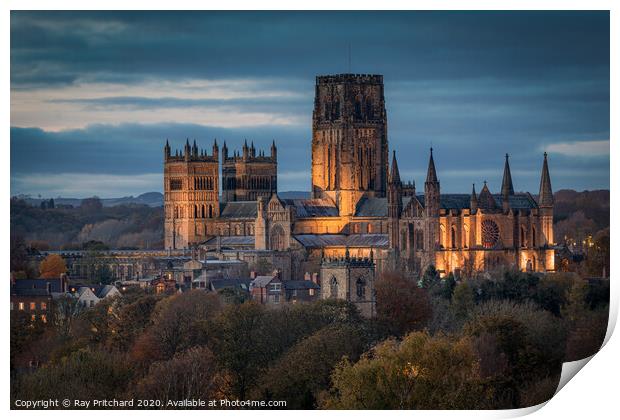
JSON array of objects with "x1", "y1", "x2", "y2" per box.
[
  {"x1": 283, "y1": 280, "x2": 320, "y2": 303},
  {"x1": 250, "y1": 274, "x2": 282, "y2": 305},
  {"x1": 73, "y1": 287, "x2": 100, "y2": 308},
  {"x1": 10, "y1": 287, "x2": 52, "y2": 323}
]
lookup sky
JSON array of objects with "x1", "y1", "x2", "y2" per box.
[{"x1": 10, "y1": 11, "x2": 610, "y2": 198}]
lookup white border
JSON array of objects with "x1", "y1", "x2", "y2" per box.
[{"x1": 3, "y1": 2, "x2": 617, "y2": 419}]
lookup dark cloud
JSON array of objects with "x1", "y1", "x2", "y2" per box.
[{"x1": 10, "y1": 11, "x2": 609, "y2": 196}]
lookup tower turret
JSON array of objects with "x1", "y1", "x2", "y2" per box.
[
  {"x1": 271, "y1": 139, "x2": 277, "y2": 161},
  {"x1": 164, "y1": 139, "x2": 171, "y2": 160},
  {"x1": 424, "y1": 148, "x2": 440, "y2": 217},
  {"x1": 538, "y1": 152, "x2": 553, "y2": 207},
  {"x1": 501, "y1": 153, "x2": 514, "y2": 212},
  {"x1": 184, "y1": 139, "x2": 191, "y2": 161},
  {"x1": 387, "y1": 151, "x2": 403, "y2": 250},
  {"x1": 242, "y1": 139, "x2": 249, "y2": 160},
  {"x1": 470, "y1": 183, "x2": 478, "y2": 213},
  {"x1": 212, "y1": 138, "x2": 219, "y2": 159},
  {"x1": 222, "y1": 141, "x2": 228, "y2": 159}
]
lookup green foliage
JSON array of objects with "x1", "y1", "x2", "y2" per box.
[
  {"x1": 320, "y1": 331, "x2": 484, "y2": 409},
  {"x1": 134, "y1": 346, "x2": 223, "y2": 403},
  {"x1": 13, "y1": 349, "x2": 133, "y2": 405},
  {"x1": 254, "y1": 324, "x2": 369, "y2": 408},
  {"x1": 419, "y1": 265, "x2": 440, "y2": 289},
  {"x1": 451, "y1": 282, "x2": 475, "y2": 322}
]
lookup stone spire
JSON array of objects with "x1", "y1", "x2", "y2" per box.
[
  {"x1": 501, "y1": 153, "x2": 514, "y2": 197},
  {"x1": 477, "y1": 181, "x2": 497, "y2": 210},
  {"x1": 470, "y1": 183, "x2": 478, "y2": 212},
  {"x1": 389, "y1": 151, "x2": 401, "y2": 185},
  {"x1": 426, "y1": 147, "x2": 438, "y2": 183},
  {"x1": 271, "y1": 139, "x2": 277, "y2": 161},
  {"x1": 164, "y1": 139, "x2": 171, "y2": 159},
  {"x1": 538, "y1": 152, "x2": 553, "y2": 207}
]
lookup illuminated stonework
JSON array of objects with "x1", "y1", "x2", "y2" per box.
[{"x1": 164, "y1": 73, "x2": 556, "y2": 281}]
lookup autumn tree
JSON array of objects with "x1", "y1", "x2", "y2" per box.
[
  {"x1": 39, "y1": 254, "x2": 67, "y2": 278},
  {"x1": 131, "y1": 290, "x2": 221, "y2": 363},
  {"x1": 253, "y1": 324, "x2": 369, "y2": 408},
  {"x1": 134, "y1": 346, "x2": 225, "y2": 403},
  {"x1": 13, "y1": 349, "x2": 132, "y2": 405},
  {"x1": 375, "y1": 271, "x2": 432, "y2": 337},
  {"x1": 320, "y1": 331, "x2": 484, "y2": 409}
]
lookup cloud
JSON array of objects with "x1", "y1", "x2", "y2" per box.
[{"x1": 546, "y1": 140, "x2": 610, "y2": 157}]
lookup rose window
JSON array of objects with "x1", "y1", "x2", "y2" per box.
[{"x1": 482, "y1": 220, "x2": 500, "y2": 249}]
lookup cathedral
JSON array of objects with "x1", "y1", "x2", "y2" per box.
[{"x1": 164, "y1": 73, "x2": 555, "y2": 309}]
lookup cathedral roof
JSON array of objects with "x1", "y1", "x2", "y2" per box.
[
  {"x1": 283, "y1": 198, "x2": 338, "y2": 217},
  {"x1": 219, "y1": 201, "x2": 258, "y2": 219},
  {"x1": 203, "y1": 236, "x2": 255, "y2": 247},
  {"x1": 294, "y1": 234, "x2": 389, "y2": 248}
]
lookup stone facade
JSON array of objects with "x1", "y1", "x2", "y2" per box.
[
  {"x1": 163, "y1": 73, "x2": 557, "y2": 312},
  {"x1": 222, "y1": 140, "x2": 277, "y2": 202}
]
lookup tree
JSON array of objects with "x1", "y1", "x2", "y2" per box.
[
  {"x1": 80, "y1": 197, "x2": 103, "y2": 213},
  {"x1": 451, "y1": 282, "x2": 475, "y2": 322},
  {"x1": 132, "y1": 290, "x2": 221, "y2": 362},
  {"x1": 39, "y1": 254, "x2": 67, "y2": 279},
  {"x1": 375, "y1": 272, "x2": 432, "y2": 336},
  {"x1": 585, "y1": 228, "x2": 610, "y2": 277},
  {"x1": 12, "y1": 349, "x2": 132, "y2": 404},
  {"x1": 134, "y1": 346, "x2": 225, "y2": 403},
  {"x1": 320, "y1": 331, "x2": 484, "y2": 409},
  {"x1": 253, "y1": 324, "x2": 369, "y2": 408},
  {"x1": 419, "y1": 265, "x2": 440, "y2": 289}
]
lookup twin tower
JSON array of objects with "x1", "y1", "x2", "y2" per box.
[{"x1": 163, "y1": 138, "x2": 277, "y2": 249}]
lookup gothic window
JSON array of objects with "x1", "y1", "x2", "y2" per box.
[
  {"x1": 521, "y1": 226, "x2": 526, "y2": 247},
  {"x1": 402, "y1": 230, "x2": 407, "y2": 249},
  {"x1": 451, "y1": 226, "x2": 457, "y2": 249},
  {"x1": 439, "y1": 224, "x2": 446, "y2": 248},
  {"x1": 482, "y1": 220, "x2": 500, "y2": 249},
  {"x1": 463, "y1": 225, "x2": 469, "y2": 249},
  {"x1": 416, "y1": 229, "x2": 424, "y2": 250},
  {"x1": 170, "y1": 178, "x2": 182, "y2": 190},
  {"x1": 208, "y1": 205, "x2": 213, "y2": 218},
  {"x1": 356, "y1": 278, "x2": 366, "y2": 299},
  {"x1": 354, "y1": 97, "x2": 362, "y2": 119},
  {"x1": 365, "y1": 98, "x2": 373, "y2": 119},
  {"x1": 194, "y1": 205, "x2": 198, "y2": 218},
  {"x1": 330, "y1": 277, "x2": 339, "y2": 299},
  {"x1": 333, "y1": 100, "x2": 341, "y2": 119},
  {"x1": 201, "y1": 205, "x2": 206, "y2": 218},
  {"x1": 532, "y1": 226, "x2": 537, "y2": 247},
  {"x1": 269, "y1": 225, "x2": 286, "y2": 251}
]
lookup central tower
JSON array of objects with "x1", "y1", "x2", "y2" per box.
[{"x1": 311, "y1": 74, "x2": 389, "y2": 216}]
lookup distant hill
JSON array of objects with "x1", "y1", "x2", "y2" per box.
[
  {"x1": 20, "y1": 192, "x2": 164, "y2": 208},
  {"x1": 16, "y1": 191, "x2": 314, "y2": 207}
]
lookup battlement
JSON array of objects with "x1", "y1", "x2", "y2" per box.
[
  {"x1": 222, "y1": 140, "x2": 277, "y2": 163},
  {"x1": 164, "y1": 139, "x2": 219, "y2": 163},
  {"x1": 316, "y1": 74, "x2": 383, "y2": 85}
]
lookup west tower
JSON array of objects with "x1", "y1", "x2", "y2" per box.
[
  {"x1": 164, "y1": 139, "x2": 219, "y2": 249},
  {"x1": 311, "y1": 74, "x2": 389, "y2": 216},
  {"x1": 221, "y1": 140, "x2": 278, "y2": 202}
]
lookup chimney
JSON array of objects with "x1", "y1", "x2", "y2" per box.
[{"x1": 304, "y1": 272, "x2": 311, "y2": 281}]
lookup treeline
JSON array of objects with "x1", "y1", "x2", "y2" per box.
[
  {"x1": 10, "y1": 197, "x2": 163, "y2": 250},
  {"x1": 11, "y1": 268, "x2": 609, "y2": 410}
]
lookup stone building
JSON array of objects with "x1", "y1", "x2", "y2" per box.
[
  {"x1": 222, "y1": 140, "x2": 277, "y2": 202},
  {"x1": 162, "y1": 73, "x2": 556, "y2": 312}
]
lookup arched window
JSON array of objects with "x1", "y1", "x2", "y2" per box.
[
  {"x1": 532, "y1": 226, "x2": 537, "y2": 247},
  {"x1": 208, "y1": 205, "x2": 213, "y2": 218},
  {"x1": 402, "y1": 230, "x2": 407, "y2": 249},
  {"x1": 356, "y1": 278, "x2": 366, "y2": 299},
  {"x1": 194, "y1": 205, "x2": 198, "y2": 218},
  {"x1": 333, "y1": 100, "x2": 340, "y2": 119},
  {"x1": 451, "y1": 226, "x2": 457, "y2": 249},
  {"x1": 521, "y1": 226, "x2": 526, "y2": 247},
  {"x1": 330, "y1": 277, "x2": 339, "y2": 299},
  {"x1": 416, "y1": 229, "x2": 424, "y2": 250},
  {"x1": 269, "y1": 225, "x2": 286, "y2": 251},
  {"x1": 354, "y1": 97, "x2": 362, "y2": 119},
  {"x1": 202, "y1": 205, "x2": 206, "y2": 218},
  {"x1": 463, "y1": 225, "x2": 469, "y2": 249},
  {"x1": 439, "y1": 224, "x2": 446, "y2": 248},
  {"x1": 365, "y1": 98, "x2": 373, "y2": 119}
]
